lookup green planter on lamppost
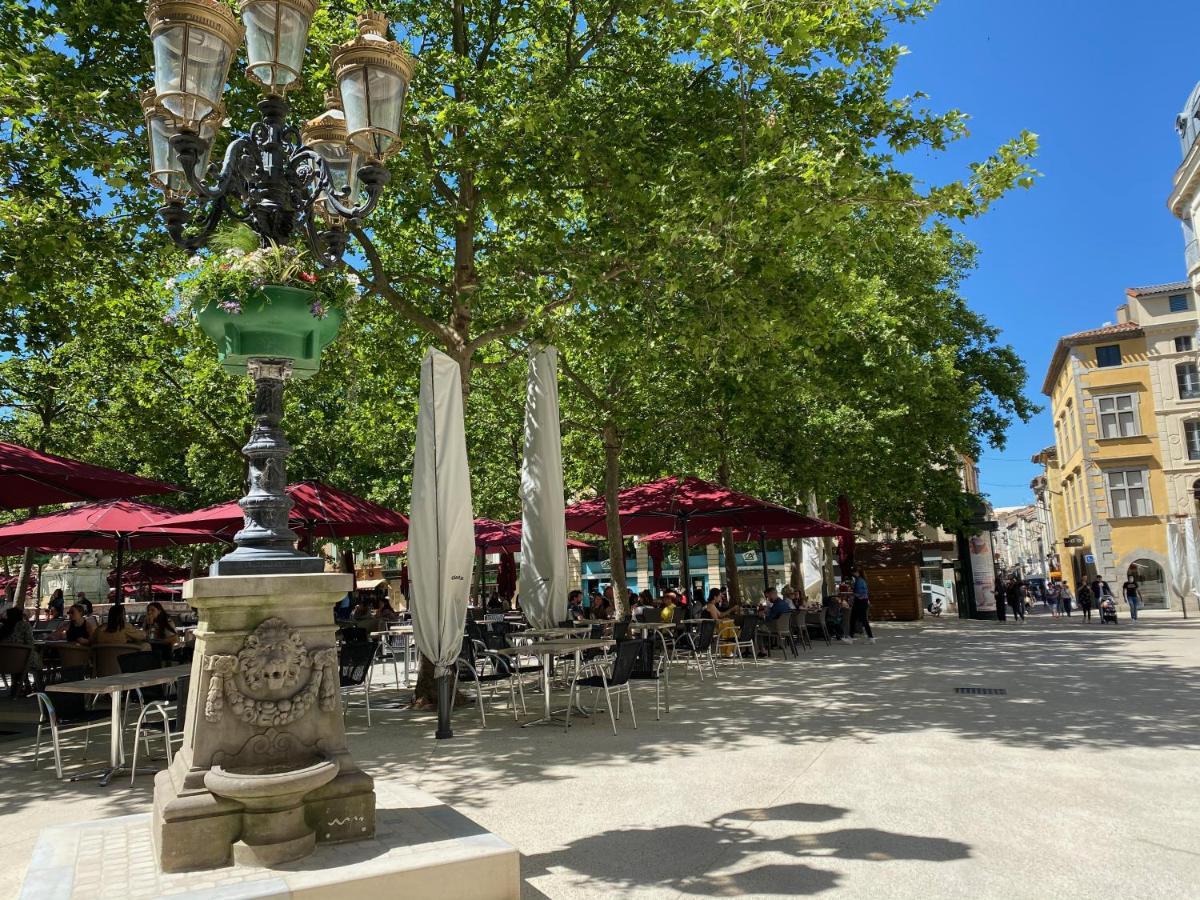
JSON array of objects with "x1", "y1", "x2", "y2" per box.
[{"x1": 196, "y1": 284, "x2": 343, "y2": 380}]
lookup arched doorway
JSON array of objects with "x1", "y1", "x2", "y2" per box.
[{"x1": 1126, "y1": 558, "x2": 1167, "y2": 609}]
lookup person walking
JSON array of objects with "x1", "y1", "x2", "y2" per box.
[
  {"x1": 995, "y1": 576, "x2": 1007, "y2": 622},
  {"x1": 849, "y1": 568, "x2": 875, "y2": 644},
  {"x1": 1076, "y1": 581, "x2": 1094, "y2": 622},
  {"x1": 1122, "y1": 575, "x2": 1141, "y2": 623},
  {"x1": 1005, "y1": 576, "x2": 1026, "y2": 622},
  {"x1": 1048, "y1": 582, "x2": 1061, "y2": 618}
]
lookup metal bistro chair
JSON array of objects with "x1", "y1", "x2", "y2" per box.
[
  {"x1": 453, "y1": 635, "x2": 528, "y2": 727},
  {"x1": 790, "y1": 609, "x2": 812, "y2": 652},
  {"x1": 339, "y1": 640, "x2": 377, "y2": 726},
  {"x1": 0, "y1": 642, "x2": 34, "y2": 697},
  {"x1": 718, "y1": 616, "x2": 760, "y2": 669},
  {"x1": 767, "y1": 614, "x2": 799, "y2": 659},
  {"x1": 34, "y1": 666, "x2": 110, "y2": 780},
  {"x1": 673, "y1": 619, "x2": 718, "y2": 680},
  {"x1": 806, "y1": 606, "x2": 832, "y2": 646},
  {"x1": 130, "y1": 673, "x2": 190, "y2": 785},
  {"x1": 564, "y1": 639, "x2": 642, "y2": 735},
  {"x1": 625, "y1": 628, "x2": 670, "y2": 719}
]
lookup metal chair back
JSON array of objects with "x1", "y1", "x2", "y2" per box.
[
  {"x1": 338, "y1": 641, "x2": 376, "y2": 688},
  {"x1": 606, "y1": 640, "x2": 643, "y2": 688}
]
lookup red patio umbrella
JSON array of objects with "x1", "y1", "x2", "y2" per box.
[
  {"x1": 0, "y1": 441, "x2": 176, "y2": 510},
  {"x1": 376, "y1": 519, "x2": 591, "y2": 555},
  {"x1": 150, "y1": 480, "x2": 408, "y2": 546},
  {"x1": 564, "y1": 476, "x2": 828, "y2": 599},
  {"x1": 0, "y1": 499, "x2": 220, "y2": 606}
]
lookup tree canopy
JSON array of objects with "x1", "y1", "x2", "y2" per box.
[{"x1": 1, "y1": 0, "x2": 1037, "y2": 547}]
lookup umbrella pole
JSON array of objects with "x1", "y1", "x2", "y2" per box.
[
  {"x1": 114, "y1": 537, "x2": 125, "y2": 606},
  {"x1": 760, "y1": 528, "x2": 770, "y2": 591},
  {"x1": 680, "y1": 515, "x2": 690, "y2": 604},
  {"x1": 478, "y1": 548, "x2": 485, "y2": 602},
  {"x1": 435, "y1": 672, "x2": 454, "y2": 739}
]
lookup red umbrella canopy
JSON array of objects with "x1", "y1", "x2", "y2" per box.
[
  {"x1": 639, "y1": 518, "x2": 853, "y2": 545},
  {"x1": 376, "y1": 519, "x2": 591, "y2": 555},
  {"x1": 106, "y1": 559, "x2": 190, "y2": 587},
  {"x1": 0, "y1": 441, "x2": 177, "y2": 510},
  {"x1": 563, "y1": 476, "x2": 821, "y2": 536},
  {"x1": 151, "y1": 481, "x2": 408, "y2": 540},
  {"x1": 0, "y1": 499, "x2": 218, "y2": 551}
]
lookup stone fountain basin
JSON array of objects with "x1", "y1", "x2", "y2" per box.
[{"x1": 205, "y1": 757, "x2": 339, "y2": 809}]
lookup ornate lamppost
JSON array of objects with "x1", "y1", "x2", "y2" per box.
[{"x1": 142, "y1": 0, "x2": 414, "y2": 574}]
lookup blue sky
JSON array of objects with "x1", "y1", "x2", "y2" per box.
[{"x1": 888, "y1": 0, "x2": 1197, "y2": 507}]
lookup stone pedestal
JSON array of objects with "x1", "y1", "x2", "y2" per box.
[{"x1": 153, "y1": 572, "x2": 374, "y2": 873}]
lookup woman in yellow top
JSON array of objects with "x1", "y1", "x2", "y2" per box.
[
  {"x1": 91, "y1": 605, "x2": 147, "y2": 645},
  {"x1": 659, "y1": 592, "x2": 677, "y2": 623}
]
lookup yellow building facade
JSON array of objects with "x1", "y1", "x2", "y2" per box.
[{"x1": 1040, "y1": 290, "x2": 1189, "y2": 607}]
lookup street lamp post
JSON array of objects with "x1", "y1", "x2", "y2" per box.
[{"x1": 142, "y1": 0, "x2": 414, "y2": 574}]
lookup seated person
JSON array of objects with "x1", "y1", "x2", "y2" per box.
[
  {"x1": 566, "y1": 590, "x2": 585, "y2": 621},
  {"x1": 91, "y1": 604, "x2": 147, "y2": 645},
  {"x1": 143, "y1": 600, "x2": 177, "y2": 663},
  {"x1": 52, "y1": 603, "x2": 96, "y2": 645},
  {"x1": 703, "y1": 588, "x2": 725, "y2": 620},
  {"x1": 659, "y1": 591, "x2": 678, "y2": 623},
  {"x1": 377, "y1": 599, "x2": 401, "y2": 622},
  {"x1": 485, "y1": 594, "x2": 504, "y2": 613},
  {"x1": 822, "y1": 592, "x2": 848, "y2": 641},
  {"x1": 764, "y1": 587, "x2": 793, "y2": 622}
]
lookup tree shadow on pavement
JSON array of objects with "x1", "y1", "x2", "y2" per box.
[{"x1": 520, "y1": 801, "x2": 970, "y2": 897}]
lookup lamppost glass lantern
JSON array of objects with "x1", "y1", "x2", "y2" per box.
[
  {"x1": 301, "y1": 90, "x2": 361, "y2": 215},
  {"x1": 142, "y1": 89, "x2": 223, "y2": 198},
  {"x1": 240, "y1": 0, "x2": 319, "y2": 94},
  {"x1": 145, "y1": 0, "x2": 243, "y2": 130},
  {"x1": 332, "y1": 11, "x2": 415, "y2": 162}
]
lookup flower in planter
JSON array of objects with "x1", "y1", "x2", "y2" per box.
[{"x1": 168, "y1": 224, "x2": 357, "y2": 324}]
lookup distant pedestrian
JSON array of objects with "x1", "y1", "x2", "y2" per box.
[
  {"x1": 1122, "y1": 576, "x2": 1141, "y2": 622},
  {"x1": 1005, "y1": 577, "x2": 1025, "y2": 622},
  {"x1": 1076, "y1": 581, "x2": 1094, "y2": 622},
  {"x1": 849, "y1": 568, "x2": 875, "y2": 643},
  {"x1": 995, "y1": 577, "x2": 1007, "y2": 622}
]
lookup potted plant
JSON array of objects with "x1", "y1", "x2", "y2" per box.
[{"x1": 163, "y1": 225, "x2": 358, "y2": 379}]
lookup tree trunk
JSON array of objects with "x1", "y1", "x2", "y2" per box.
[
  {"x1": 716, "y1": 458, "x2": 742, "y2": 603},
  {"x1": 14, "y1": 505, "x2": 38, "y2": 610},
  {"x1": 189, "y1": 547, "x2": 202, "y2": 579},
  {"x1": 721, "y1": 527, "x2": 742, "y2": 603},
  {"x1": 790, "y1": 539, "x2": 803, "y2": 593},
  {"x1": 602, "y1": 423, "x2": 628, "y2": 619},
  {"x1": 820, "y1": 499, "x2": 836, "y2": 595}
]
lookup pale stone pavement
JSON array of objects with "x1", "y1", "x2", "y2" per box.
[{"x1": 2, "y1": 609, "x2": 1198, "y2": 899}]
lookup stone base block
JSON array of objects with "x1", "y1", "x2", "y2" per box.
[{"x1": 20, "y1": 782, "x2": 520, "y2": 900}]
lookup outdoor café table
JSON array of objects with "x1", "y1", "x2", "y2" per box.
[
  {"x1": 371, "y1": 625, "x2": 415, "y2": 685},
  {"x1": 44, "y1": 663, "x2": 189, "y2": 786},
  {"x1": 513, "y1": 626, "x2": 591, "y2": 641},
  {"x1": 492, "y1": 638, "x2": 612, "y2": 727}
]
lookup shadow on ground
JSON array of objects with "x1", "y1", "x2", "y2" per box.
[{"x1": 519, "y1": 800, "x2": 970, "y2": 896}]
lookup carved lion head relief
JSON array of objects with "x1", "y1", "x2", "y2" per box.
[{"x1": 238, "y1": 617, "x2": 310, "y2": 695}]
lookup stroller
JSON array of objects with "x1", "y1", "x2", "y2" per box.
[{"x1": 1099, "y1": 596, "x2": 1118, "y2": 624}]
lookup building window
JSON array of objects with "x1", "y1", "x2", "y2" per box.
[
  {"x1": 1096, "y1": 393, "x2": 1138, "y2": 438},
  {"x1": 1169, "y1": 294, "x2": 1190, "y2": 313},
  {"x1": 1106, "y1": 469, "x2": 1151, "y2": 518},
  {"x1": 1178, "y1": 363, "x2": 1200, "y2": 400},
  {"x1": 1187, "y1": 421, "x2": 1200, "y2": 461},
  {"x1": 1176, "y1": 335, "x2": 1194, "y2": 352},
  {"x1": 1095, "y1": 344, "x2": 1121, "y2": 367}
]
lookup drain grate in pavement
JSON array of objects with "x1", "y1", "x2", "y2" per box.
[{"x1": 955, "y1": 687, "x2": 1007, "y2": 696}]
